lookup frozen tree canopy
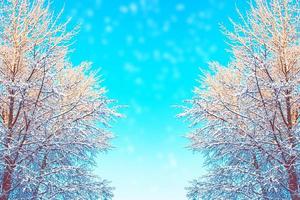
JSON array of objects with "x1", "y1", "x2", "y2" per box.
[
  {"x1": 0, "y1": 0, "x2": 119, "y2": 199},
  {"x1": 179, "y1": 0, "x2": 300, "y2": 199}
]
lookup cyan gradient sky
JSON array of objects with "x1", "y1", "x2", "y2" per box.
[{"x1": 53, "y1": 0, "x2": 248, "y2": 199}]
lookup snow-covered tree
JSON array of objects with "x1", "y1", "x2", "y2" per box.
[
  {"x1": 179, "y1": 0, "x2": 300, "y2": 199},
  {"x1": 0, "y1": 0, "x2": 120, "y2": 199}
]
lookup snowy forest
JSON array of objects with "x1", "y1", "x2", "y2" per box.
[
  {"x1": 0, "y1": 0, "x2": 299, "y2": 200},
  {"x1": 180, "y1": 0, "x2": 300, "y2": 199},
  {"x1": 0, "y1": 0, "x2": 119, "y2": 199}
]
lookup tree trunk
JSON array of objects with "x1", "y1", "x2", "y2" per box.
[
  {"x1": 285, "y1": 93, "x2": 300, "y2": 200},
  {"x1": 0, "y1": 92, "x2": 15, "y2": 200},
  {"x1": 287, "y1": 158, "x2": 300, "y2": 200},
  {"x1": 0, "y1": 156, "x2": 14, "y2": 200}
]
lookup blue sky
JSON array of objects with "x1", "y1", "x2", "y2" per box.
[{"x1": 53, "y1": 0, "x2": 248, "y2": 199}]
